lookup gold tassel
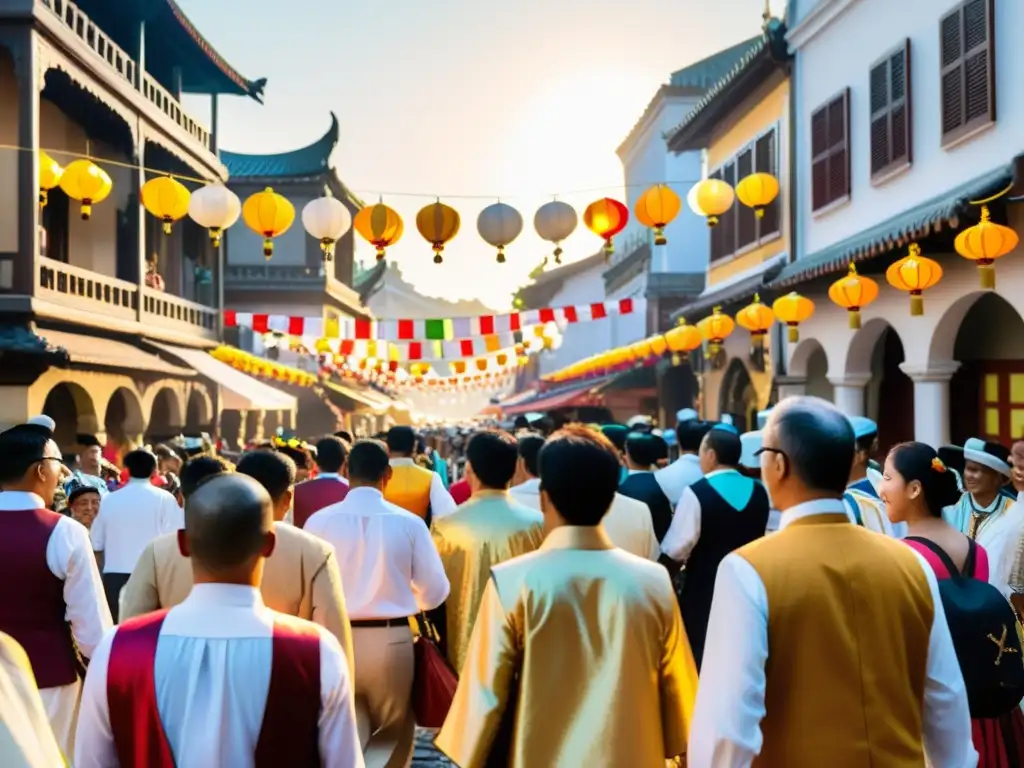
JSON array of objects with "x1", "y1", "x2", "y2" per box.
[
  {"x1": 788, "y1": 325, "x2": 799, "y2": 343},
  {"x1": 910, "y1": 294, "x2": 923, "y2": 316},
  {"x1": 979, "y1": 263, "x2": 996, "y2": 290},
  {"x1": 848, "y1": 309, "x2": 861, "y2": 330}
]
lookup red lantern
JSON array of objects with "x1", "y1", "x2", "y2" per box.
[{"x1": 583, "y1": 197, "x2": 629, "y2": 256}]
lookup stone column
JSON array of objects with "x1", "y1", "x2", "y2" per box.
[
  {"x1": 900, "y1": 362, "x2": 961, "y2": 447},
  {"x1": 828, "y1": 373, "x2": 872, "y2": 418},
  {"x1": 775, "y1": 375, "x2": 807, "y2": 401}
]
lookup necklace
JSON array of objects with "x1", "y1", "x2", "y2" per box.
[{"x1": 967, "y1": 494, "x2": 1001, "y2": 540}]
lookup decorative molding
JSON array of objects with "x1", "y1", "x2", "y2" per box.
[
  {"x1": 786, "y1": 0, "x2": 859, "y2": 51},
  {"x1": 899, "y1": 361, "x2": 961, "y2": 383}
]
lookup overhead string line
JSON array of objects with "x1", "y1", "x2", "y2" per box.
[{"x1": 0, "y1": 142, "x2": 700, "y2": 201}]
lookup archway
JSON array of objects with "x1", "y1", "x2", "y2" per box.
[
  {"x1": 660, "y1": 364, "x2": 699, "y2": 422},
  {"x1": 872, "y1": 328, "x2": 912, "y2": 453},
  {"x1": 42, "y1": 381, "x2": 97, "y2": 449},
  {"x1": 943, "y1": 293, "x2": 1024, "y2": 444},
  {"x1": 718, "y1": 359, "x2": 756, "y2": 432},
  {"x1": 147, "y1": 388, "x2": 182, "y2": 442},
  {"x1": 185, "y1": 387, "x2": 212, "y2": 433},
  {"x1": 104, "y1": 387, "x2": 145, "y2": 458}
]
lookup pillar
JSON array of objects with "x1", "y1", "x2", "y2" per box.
[
  {"x1": 828, "y1": 373, "x2": 871, "y2": 417},
  {"x1": 775, "y1": 375, "x2": 807, "y2": 401},
  {"x1": 900, "y1": 362, "x2": 960, "y2": 448},
  {"x1": 14, "y1": 28, "x2": 39, "y2": 295}
]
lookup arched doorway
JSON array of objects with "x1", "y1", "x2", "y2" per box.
[
  {"x1": 147, "y1": 388, "x2": 182, "y2": 443},
  {"x1": 719, "y1": 359, "x2": 756, "y2": 432},
  {"x1": 185, "y1": 388, "x2": 211, "y2": 434},
  {"x1": 660, "y1": 364, "x2": 699, "y2": 422},
  {"x1": 42, "y1": 382, "x2": 96, "y2": 449},
  {"x1": 873, "y1": 328, "x2": 912, "y2": 453},
  {"x1": 787, "y1": 338, "x2": 834, "y2": 403},
  {"x1": 104, "y1": 387, "x2": 144, "y2": 459}
]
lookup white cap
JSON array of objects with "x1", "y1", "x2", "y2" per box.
[
  {"x1": 739, "y1": 431, "x2": 763, "y2": 470},
  {"x1": 28, "y1": 415, "x2": 56, "y2": 432},
  {"x1": 627, "y1": 415, "x2": 652, "y2": 429},
  {"x1": 963, "y1": 437, "x2": 1011, "y2": 477},
  {"x1": 676, "y1": 408, "x2": 698, "y2": 423}
]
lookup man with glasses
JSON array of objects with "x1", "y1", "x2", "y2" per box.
[
  {"x1": 0, "y1": 415, "x2": 111, "y2": 757},
  {"x1": 689, "y1": 396, "x2": 974, "y2": 767}
]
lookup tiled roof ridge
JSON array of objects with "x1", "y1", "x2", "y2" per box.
[{"x1": 222, "y1": 113, "x2": 340, "y2": 178}]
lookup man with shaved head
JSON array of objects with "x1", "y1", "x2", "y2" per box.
[
  {"x1": 689, "y1": 396, "x2": 975, "y2": 767},
  {"x1": 75, "y1": 474, "x2": 363, "y2": 767}
]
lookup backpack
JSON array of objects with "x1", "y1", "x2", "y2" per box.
[
  {"x1": 905, "y1": 536, "x2": 1024, "y2": 718},
  {"x1": 842, "y1": 492, "x2": 863, "y2": 526}
]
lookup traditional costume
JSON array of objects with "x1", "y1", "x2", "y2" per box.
[
  {"x1": 384, "y1": 457, "x2": 456, "y2": 524},
  {"x1": 74, "y1": 584, "x2": 362, "y2": 767},
  {"x1": 435, "y1": 525, "x2": 697, "y2": 767}
]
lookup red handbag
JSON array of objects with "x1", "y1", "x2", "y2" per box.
[{"x1": 412, "y1": 613, "x2": 458, "y2": 727}]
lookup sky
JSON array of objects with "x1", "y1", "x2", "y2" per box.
[{"x1": 179, "y1": 0, "x2": 777, "y2": 310}]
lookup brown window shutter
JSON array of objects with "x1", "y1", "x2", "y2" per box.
[
  {"x1": 722, "y1": 162, "x2": 737, "y2": 257},
  {"x1": 755, "y1": 129, "x2": 780, "y2": 237},
  {"x1": 871, "y1": 40, "x2": 912, "y2": 180},
  {"x1": 828, "y1": 90, "x2": 851, "y2": 202},
  {"x1": 735, "y1": 148, "x2": 757, "y2": 250},
  {"x1": 810, "y1": 105, "x2": 830, "y2": 211},
  {"x1": 941, "y1": 0, "x2": 995, "y2": 146},
  {"x1": 869, "y1": 59, "x2": 891, "y2": 176}
]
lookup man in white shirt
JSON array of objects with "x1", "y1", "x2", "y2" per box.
[
  {"x1": 91, "y1": 449, "x2": 182, "y2": 622},
  {"x1": 655, "y1": 415, "x2": 712, "y2": 507},
  {"x1": 75, "y1": 473, "x2": 362, "y2": 767},
  {"x1": 306, "y1": 439, "x2": 449, "y2": 768},
  {"x1": 690, "y1": 396, "x2": 976, "y2": 767}
]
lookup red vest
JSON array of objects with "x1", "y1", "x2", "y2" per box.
[
  {"x1": 107, "y1": 610, "x2": 322, "y2": 767},
  {"x1": 293, "y1": 477, "x2": 349, "y2": 529},
  {"x1": 0, "y1": 508, "x2": 78, "y2": 688}
]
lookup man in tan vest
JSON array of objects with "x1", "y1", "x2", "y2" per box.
[
  {"x1": 119, "y1": 453, "x2": 354, "y2": 678},
  {"x1": 689, "y1": 396, "x2": 976, "y2": 767}
]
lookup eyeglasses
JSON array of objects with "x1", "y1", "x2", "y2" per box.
[{"x1": 754, "y1": 446, "x2": 787, "y2": 460}]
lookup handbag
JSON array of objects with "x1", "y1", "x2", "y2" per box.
[{"x1": 412, "y1": 612, "x2": 458, "y2": 728}]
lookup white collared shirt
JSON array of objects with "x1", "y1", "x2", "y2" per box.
[
  {"x1": 654, "y1": 454, "x2": 703, "y2": 506},
  {"x1": 388, "y1": 457, "x2": 457, "y2": 520},
  {"x1": 0, "y1": 491, "x2": 111, "y2": 662},
  {"x1": 315, "y1": 472, "x2": 348, "y2": 485},
  {"x1": 91, "y1": 478, "x2": 183, "y2": 574},
  {"x1": 688, "y1": 498, "x2": 976, "y2": 768},
  {"x1": 304, "y1": 487, "x2": 449, "y2": 620},
  {"x1": 75, "y1": 584, "x2": 362, "y2": 768}
]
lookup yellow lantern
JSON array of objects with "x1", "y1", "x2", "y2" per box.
[
  {"x1": 689, "y1": 179, "x2": 735, "y2": 227},
  {"x1": 416, "y1": 201, "x2": 461, "y2": 264},
  {"x1": 772, "y1": 292, "x2": 815, "y2": 342},
  {"x1": 634, "y1": 184, "x2": 682, "y2": 245},
  {"x1": 665, "y1": 320, "x2": 703, "y2": 364},
  {"x1": 630, "y1": 338, "x2": 654, "y2": 362},
  {"x1": 39, "y1": 151, "x2": 63, "y2": 208},
  {"x1": 886, "y1": 242, "x2": 943, "y2": 316},
  {"x1": 142, "y1": 175, "x2": 191, "y2": 234},
  {"x1": 954, "y1": 205, "x2": 1019, "y2": 289},
  {"x1": 354, "y1": 203, "x2": 404, "y2": 260},
  {"x1": 649, "y1": 335, "x2": 668, "y2": 356},
  {"x1": 242, "y1": 187, "x2": 295, "y2": 259},
  {"x1": 697, "y1": 306, "x2": 736, "y2": 356},
  {"x1": 735, "y1": 172, "x2": 780, "y2": 218},
  {"x1": 59, "y1": 159, "x2": 112, "y2": 220},
  {"x1": 735, "y1": 294, "x2": 775, "y2": 348},
  {"x1": 828, "y1": 262, "x2": 879, "y2": 329}
]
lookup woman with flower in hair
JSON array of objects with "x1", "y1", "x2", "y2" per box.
[{"x1": 271, "y1": 436, "x2": 314, "y2": 482}]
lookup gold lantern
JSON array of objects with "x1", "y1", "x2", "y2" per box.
[
  {"x1": 649, "y1": 335, "x2": 669, "y2": 356},
  {"x1": 39, "y1": 151, "x2": 63, "y2": 208},
  {"x1": 665, "y1": 320, "x2": 703, "y2": 365},
  {"x1": 954, "y1": 205, "x2": 1019, "y2": 289},
  {"x1": 59, "y1": 159, "x2": 112, "y2": 220},
  {"x1": 689, "y1": 179, "x2": 735, "y2": 227},
  {"x1": 630, "y1": 338, "x2": 654, "y2": 363},
  {"x1": 828, "y1": 262, "x2": 879, "y2": 329},
  {"x1": 697, "y1": 306, "x2": 735, "y2": 356},
  {"x1": 772, "y1": 292, "x2": 815, "y2": 342},
  {"x1": 634, "y1": 184, "x2": 682, "y2": 245},
  {"x1": 354, "y1": 203, "x2": 404, "y2": 260},
  {"x1": 735, "y1": 172, "x2": 780, "y2": 218},
  {"x1": 142, "y1": 175, "x2": 191, "y2": 234},
  {"x1": 242, "y1": 187, "x2": 295, "y2": 259},
  {"x1": 416, "y1": 201, "x2": 461, "y2": 264},
  {"x1": 886, "y1": 243, "x2": 943, "y2": 316},
  {"x1": 735, "y1": 294, "x2": 775, "y2": 349}
]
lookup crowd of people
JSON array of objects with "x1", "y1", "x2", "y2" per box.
[{"x1": 1, "y1": 397, "x2": 1024, "y2": 766}]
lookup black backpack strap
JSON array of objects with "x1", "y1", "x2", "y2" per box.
[
  {"x1": 964, "y1": 538, "x2": 978, "y2": 579},
  {"x1": 905, "y1": 536, "x2": 961, "y2": 578},
  {"x1": 843, "y1": 492, "x2": 863, "y2": 526}
]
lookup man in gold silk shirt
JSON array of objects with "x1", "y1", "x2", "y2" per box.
[
  {"x1": 435, "y1": 425, "x2": 697, "y2": 768},
  {"x1": 432, "y1": 430, "x2": 544, "y2": 674}
]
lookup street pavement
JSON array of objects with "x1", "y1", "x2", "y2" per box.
[{"x1": 413, "y1": 727, "x2": 453, "y2": 767}]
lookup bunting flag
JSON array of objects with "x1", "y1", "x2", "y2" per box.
[
  {"x1": 313, "y1": 328, "x2": 543, "y2": 362},
  {"x1": 224, "y1": 297, "x2": 634, "y2": 342}
]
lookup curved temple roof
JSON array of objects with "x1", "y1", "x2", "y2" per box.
[{"x1": 222, "y1": 113, "x2": 340, "y2": 178}]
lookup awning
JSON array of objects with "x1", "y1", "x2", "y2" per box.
[
  {"x1": 771, "y1": 165, "x2": 1012, "y2": 289},
  {"x1": 148, "y1": 342, "x2": 296, "y2": 412},
  {"x1": 671, "y1": 254, "x2": 786, "y2": 322},
  {"x1": 323, "y1": 380, "x2": 388, "y2": 412},
  {"x1": 502, "y1": 380, "x2": 606, "y2": 417},
  {"x1": 593, "y1": 365, "x2": 657, "y2": 392},
  {"x1": 38, "y1": 329, "x2": 194, "y2": 376}
]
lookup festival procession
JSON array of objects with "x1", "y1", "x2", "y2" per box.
[{"x1": 1, "y1": 0, "x2": 1024, "y2": 764}]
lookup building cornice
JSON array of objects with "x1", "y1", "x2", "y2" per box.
[{"x1": 786, "y1": 0, "x2": 859, "y2": 51}]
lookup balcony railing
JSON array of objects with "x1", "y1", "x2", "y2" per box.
[
  {"x1": 225, "y1": 265, "x2": 326, "y2": 284},
  {"x1": 39, "y1": 0, "x2": 212, "y2": 151},
  {"x1": 142, "y1": 288, "x2": 217, "y2": 339}
]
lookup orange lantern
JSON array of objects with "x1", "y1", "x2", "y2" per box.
[
  {"x1": 772, "y1": 292, "x2": 815, "y2": 343},
  {"x1": 475, "y1": 358, "x2": 488, "y2": 372},
  {"x1": 354, "y1": 202, "x2": 404, "y2": 260},
  {"x1": 665, "y1": 320, "x2": 703, "y2": 364},
  {"x1": 634, "y1": 185, "x2": 682, "y2": 245},
  {"x1": 583, "y1": 197, "x2": 628, "y2": 256},
  {"x1": 450, "y1": 360, "x2": 467, "y2": 376},
  {"x1": 886, "y1": 243, "x2": 943, "y2": 316},
  {"x1": 954, "y1": 205, "x2": 1019, "y2": 289},
  {"x1": 496, "y1": 352, "x2": 508, "y2": 366},
  {"x1": 697, "y1": 307, "x2": 735, "y2": 356},
  {"x1": 735, "y1": 294, "x2": 775, "y2": 349},
  {"x1": 828, "y1": 262, "x2": 879, "y2": 329},
  {"x1": 416, "y1": 200, "x2": 461, "y2": 264}
]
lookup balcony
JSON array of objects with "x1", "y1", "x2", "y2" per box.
[{"x1": 224, "y1": 264, "x2": 369, "y2": 320}]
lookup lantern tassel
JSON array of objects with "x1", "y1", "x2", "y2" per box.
[
  {"x1": 848, "y1": 309, "x2": 862, "y2": 330},
  {"x1": 910, "y1": 293, "x2": 924, "y2": 316},
  {"x1": 706, "y1": 216, "x2": 719, "y2": 228},
  {"x1": 654, "y1": 227, "x2": 667, "y2": 246},
  {"x1": 979, "y1": 263, "x2": 995, "y2": 290},
  {"x1": 209, "y1": 228, "x2": 222, "y2": 248},
  {"x1": 671, "y1": 353, "x2": 681, "y2": 366},
  {"x1": 755, "y1": 207, "x2": 765, "y2": 219},
  {"x1": 263, "y1": 238, "x2": 274, "y2": 259},
  {"x1": 162, "y1": 219, "x2": 172, "y2": 235},
  {"x1": 604, "y1": 239, "x2": 615, "y2": 256},
  {"x1": 81, "y1": 201, "x2": 92, "y2": 221},
  {"x1": 787, "y1": 325, "x2": 800, "y2": 343},
  {"x1": 375, "y1": 246, "x2": 386, "y2": 261},
  {"x1": 496, "y1": 247, "x2": 506, "y2": 264},
  {"x1": 40, "y1": 190, "x2": 48, "y2": 208}
]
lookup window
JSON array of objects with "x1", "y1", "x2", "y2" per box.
[
  {"x1": 870, "y1": 40, "x2": 912, "y2": 180},
  {"x1": 708, "y1": 126, "x2": 781, "y2": 262},
  {"x1": 940, "y1": 0, "x2": 995, "y2": 147},
  {"x1": 981, "y1": 366, "x2": 1024, "y2": 442},
  {"x1": 810, "y1": 89, "x2": 850, "y2": 212}
]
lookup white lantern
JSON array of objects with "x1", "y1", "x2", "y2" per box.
[
  {"x1": 476, "y1": 201, "x2": 523, "y2": 263},
  {"x1": 188, "y1": 184, "x2": 241, "y2": 247},
  {"x1": 686, "y1": 183, "x2": 706, "y2": 217},
  {"x1": 534, "y1": 200, "x2": 578, "y2": 263},
  {"x1": 302, "y1": 196, "x2": 353, "y2": 262}
]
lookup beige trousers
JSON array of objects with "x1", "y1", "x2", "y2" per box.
[{"x1": 352, "y1": 625, "x2": 415, "y2": 768}]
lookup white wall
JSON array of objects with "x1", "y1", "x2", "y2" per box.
[
  {"x1": 538, "y1": 266, "x2": 614, "y2": 376},
  {"x1": 790, "y1": 0, "x2": 1024, "y2": 259}
]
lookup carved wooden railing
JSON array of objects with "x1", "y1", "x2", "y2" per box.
[
  {"x1": 141, "y1": 74, "x2": 211, "y2": 150},
  {"x1": 37, "y1": 256, "x2": 138, "y2": 320},
  {"x1": 142, "y1": 288, "x2": 218, "y2": 340}
]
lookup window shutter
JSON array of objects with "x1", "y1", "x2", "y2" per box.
[
  {"x1": 721, "y1": 161, "x2": 737, "y2": 257},
  {"x1": 811, "y1": 105, "x2": 830, "y2": 211},
  {"x1": 871, "y1": 40, "x2": 912, "y2": 179},
  {"x1": 735, "y1": 148, "x2": 757, "y2": 250},
  {"x1": 828, "y1": 91, "x2": 850, "y2": 203},
  {"x1": 869, "y1": 59, "x2": 890, "y2": 176},
  {"x1": 755, "y1": 129, "x2": 780, "y2": 237},
  {"x1": 941, "y1": 0, "x2": 995, "y2": 146}
]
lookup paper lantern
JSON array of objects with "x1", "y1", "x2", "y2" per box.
[
  {"x1": 649, "y1": 335, "x2": 669, "y2": 356},
  {"x1": 354, "y1": 203, "x2": 403, "y2": 260},
  {"x1": 954, "y1": 205, "x2": 1019, "y2": 289},
  {"x1": 38, "y1": 151, "x2": 63, "y2": 208},
  {"x1": 665, "y1": 319, "x2": 703, "y2": 364},
  {"x1": 697, "y1": 307, "x2": 735, "y2": 356},
  {"x1": 634, "y1": 184, "x2": 682, "y2": 245},
  {"x1": 772, "y1": 292, "x2": 815, "y2": 343},
  {"x1": 689, "y1": 179, "x2": 735, "y2": 227},
  {"x1": 686, "y1": 184, "x2": 706, "y2": 217},
  {"x1": 735, "y1": 172, "x2": 780, "y2": 218},
  {"x1": 302, "y1": 196, "x2": 352, "y2": 262},
  {"x1": 583, "y1": 197, "x2": 628, "y2": 255},
  {"x1": 242, "y1": 187, "x2": 295, "y2": 259},
  {"x1": 142, "y1": 175, "x2": 191, "y2": 234},
  {"x1": 735, "y1": 294, "x2": 775, "y2": 347},
  {"x1": 477, "y1": 201, "x2": 523, "y2": 263},
  {"x1": 630, "y1": 338, "x2": 654, "y2": 362},
  {"x1": 828, "y1": 263, "x2": 879, "y2": 329},
  {"x1": 416, "y1": 201, "x2": 461, "y2": 264},
  {"x1": 475, "y1": 358, "x2": 488, "y2": 372},
  {"x1": 886, "y1": 243, "x2": 943, "y2": 316},
  {"x1": 59, "y1": 159, "x2": 112, "y2": 220},
  {"x1": 188, "y1": 184, "x2": 241, "y2": 248},
  {"x1": 534, "y1": 200, "x2": 578, "y2": 263}
]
